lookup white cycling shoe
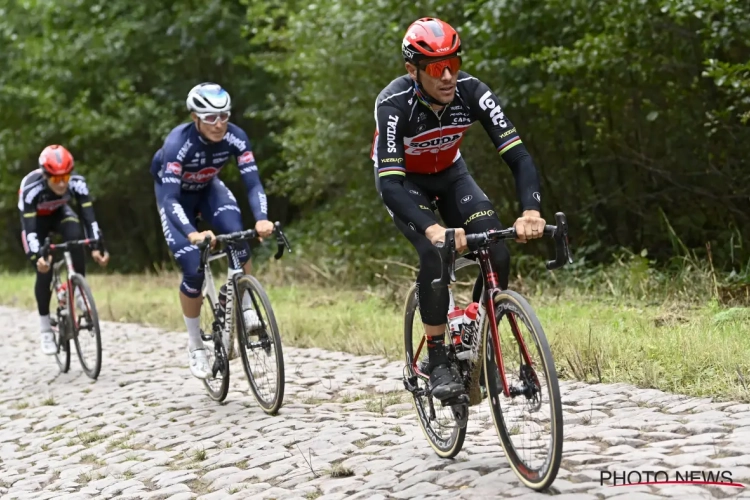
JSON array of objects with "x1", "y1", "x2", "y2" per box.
[
  {"x1": 243, "y1": 308, "x2": 261, "y2": 331},
  {"x1": 188, "y1": 347, "x2": 211, "y2": 379},
  {"x1": 40, "y1": 330, "x2": 57, "y2": 355}
]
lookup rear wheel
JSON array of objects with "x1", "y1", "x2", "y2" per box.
[
  {"x1": 199, "y1": 293, "x2": 230, "y2": 402},
  {"x1": 404, "y1": 283, "x2": 466, "y2": 458},
  {"x1": 236, "y1": 275, "x2": 285, "y2": 415},
  {"x1": 483, "y1": 290, "x2": 563, "y2": 491},
  {"x1": 70, "y1": 274, "x2": 102, "y2": 380}
]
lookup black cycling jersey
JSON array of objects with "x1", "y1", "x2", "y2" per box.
[{"x1": 370, "y1": 71, "x2": 542, "y2": 234}]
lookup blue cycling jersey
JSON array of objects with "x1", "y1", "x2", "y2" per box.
[{"x1": 151, "y1": 122, "x2": 268, "y2": 236}]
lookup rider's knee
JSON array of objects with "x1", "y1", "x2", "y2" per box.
[
  {"x1": 180, "y1": 272, "x2": 204, "y2": 298},
  {"x1": 419, "y1": 245, "x2": 443, "y2": 280},
  {"x1": 174, "y1": 245, "x2": 203, "y2": 297}
]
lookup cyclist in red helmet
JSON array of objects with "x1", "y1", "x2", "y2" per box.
[
  {"x1": 371, "y1": 18, "x2": 546, "y2": 401},
  {"x1": 18, "y1": 145, "x2": 110, "y2": 355}
]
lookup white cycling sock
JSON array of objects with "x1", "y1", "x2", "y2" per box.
[
  {"x1": 40, "y1": 314, "x2": 51, "y2": 332},
  {"x1": 184, "y1": 315, "x2": 202, "y2": 351},
  {"x1": 242, "y1": 292, "x2": 253, "y2": 310}
]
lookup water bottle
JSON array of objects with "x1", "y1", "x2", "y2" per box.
[
  {"x1": 56, "y1": 282, "x2": 68, "y2": 307},
  {"x1": 461, "y1": 302, "x2": 479, "y2": 347},
  {"x1": 448, "y1": 307, "x2": 464, "y2": 346}
]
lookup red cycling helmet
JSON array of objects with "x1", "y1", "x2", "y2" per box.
[
  {"x1": 402, "y1": 17, "x2": 462, "y2": 66},
  {"x1": 38, "y1": 145, "x2": 74, "y2": 176}
]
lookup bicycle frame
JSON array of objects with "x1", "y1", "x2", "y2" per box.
[
  {"x1": 410, "y1": 212, "x2": 572, "y2": 399},
  {"x1": 46, "y1": 238, "x2": 100, "y2": 334},
  {"x1": 202, "y1": 249, "x2": 245, "y2": 350}
]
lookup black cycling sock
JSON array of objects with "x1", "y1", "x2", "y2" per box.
[{"x1": 426, "y1": 335, "x2": 447, "y2": 367}]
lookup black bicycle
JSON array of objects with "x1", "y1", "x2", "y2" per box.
[
  {"x1": 403, "y1": 212, "x2": 573, "y2": 491},
  {"x1": 195, "y1": 222, "x2": 291, "y2": 413},
  {"x1": 40, "y1": 237, "x2": 105, "y2": 380}
]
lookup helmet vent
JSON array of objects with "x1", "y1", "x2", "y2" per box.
[{"x1": 417, "y1": 41, "x2": 435, "y2": 53}]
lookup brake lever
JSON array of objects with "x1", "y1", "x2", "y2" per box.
[
  {"x1": 431, "y1": 228, "x2": 457, "y2": 289},
  {"x1": 273, "y1": 222, "x2": 292, "y2": 260},
  {"x1": 196, "y1": 235, "x2": 214, "y2": 273},
  {"x1": 40, "y1": 236, "x2": 52, "y2": 259},
  {"x1": 546, "y1": 212, "x2": 574, "y2": 270}
]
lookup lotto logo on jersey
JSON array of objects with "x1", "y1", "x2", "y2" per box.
[
  {"x1": 478, "y1": 90, "x2": 508, "y2": 128},
  {"x1": 238, "y1": 151, "x2": 255, "y2": 165},
  {"x1": 183, "y1": 167, "x2": 218, "y2": 183},
  {"x1": 404, "y1": 128, "x2": 463, "y2": 155},
  {"x1": 166, "y1": 162, "x2": 182, "y2": 176}
]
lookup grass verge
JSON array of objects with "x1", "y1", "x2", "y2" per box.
[{"x1": 1, "y1": 263, "x2": 749, "y2": 402}]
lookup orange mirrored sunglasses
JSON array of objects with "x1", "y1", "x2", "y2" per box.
[
  {"x1": 420, "y1": 56, "x2": 462, "y2": 78},
  {"x1": 47, "y1": 173, "x2": 71, "y2": 183}
]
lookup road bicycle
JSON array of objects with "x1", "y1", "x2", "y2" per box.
[
  {"x1": 403, "y1": 212, "x2": 573, "y2": 491},
  {"x1": 41, "y1": 237, "x2": 104, "y2": 380},
  {"x1": 195, "y1": 222, "x2": 291, "y2": 414}
]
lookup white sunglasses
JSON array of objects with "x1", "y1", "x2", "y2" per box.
[{"x1": 196, "y1": 111, "x2": 231, "y2": 125}]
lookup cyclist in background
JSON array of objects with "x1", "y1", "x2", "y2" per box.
[{"x1": 18, "y1": 145, "x2": 109, "y2": 355}]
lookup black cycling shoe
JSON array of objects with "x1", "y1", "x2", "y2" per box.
[{"x1": 429, "y1": 363, "x2": 465, "y2": 401}]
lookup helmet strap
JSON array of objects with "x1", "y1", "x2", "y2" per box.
[{"x1": 414, "y1": 68, "x2": 448, "y2": 108}]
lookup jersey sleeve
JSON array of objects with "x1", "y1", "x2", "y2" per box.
[
  {"x1": 372, "y1": 101, "x2": 437, "y2": 234},
  {"x1": 464, "y1": 77, "x2": 542, "y2": 213},
  {"x1": 69, "y1": 174, "x2": 102, "y2": 242},
  {"x1": 18, "y1": 182, "x2": 41, "y2": 261},
  {"x1": 229, "y1": 127, "x2": 268, "y2": 222},
  {"x1": 156, "y1": 140, "x2": 197, "y2": 237}
]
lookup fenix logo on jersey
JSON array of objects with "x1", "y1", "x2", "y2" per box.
[
  {"x1": 386, "y1": 115, "x2": 399, "y2": 153},
  {"x1": 404, "y1": 127, "x2": 464, "y2": 155},
  {"x1": 478, "y1": 90, "x2": 508, "y2": 128},
  {"x1": 224, "y1": 132, "x2": 247, "y2": 151},
  {"x1": 176, "y1": 139, "x2": 192, "y2": 162}
]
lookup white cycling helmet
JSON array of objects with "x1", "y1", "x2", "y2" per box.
[{"x1": 186, "y1": 82, "x2": 231, "y2": 113}]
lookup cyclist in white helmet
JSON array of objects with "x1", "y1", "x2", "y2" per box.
[{"x1": 150, "y1": 82, "x2": 274, "y2": 380}]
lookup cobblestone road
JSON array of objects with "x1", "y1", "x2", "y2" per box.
[{"x1": 2, "y1": 305, "x2": 750, "y2": 499}]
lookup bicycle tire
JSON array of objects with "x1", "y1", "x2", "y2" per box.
[
  {"x1": 54, "y1": 321, "x2": 71, "y2": 374},
  {"x1": 70, "y1": 274, "x2": 102, "y2": 380},
  {"x1": 483, "y1": 289, "x2": 563, "y2": 491},
  {"x1": 236, "y1": 275, "x2": 285, "y2": 415},
  {"x1": 200, "y1": 294, "x2": 230, "y2": 402},
  {"x1": 404, "y1": 283, "x2": 466, "y2": 458}
]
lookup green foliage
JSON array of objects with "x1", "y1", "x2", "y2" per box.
[
  {"x1": 0, "y1": 0, "x2": 748, "y2": 279},
  {"x1": 0, "y1": 0, "x2": 280, "y2": 271}
]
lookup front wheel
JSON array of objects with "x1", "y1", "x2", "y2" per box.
[
  {"x1": 70, "y1": 274, "x2": 102, "y2": 380},
  {"x1": 236, "y1": 275, "x2": 285, "y2": 415},
  {"x1": 483, "y1": 290, "x2": 563, "y2": 491},
  {"x1": 404, "y1": 283, "x2": 466, "y2": 458}
]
